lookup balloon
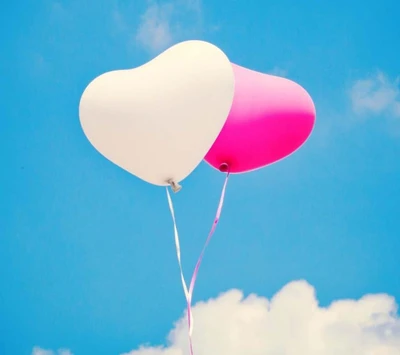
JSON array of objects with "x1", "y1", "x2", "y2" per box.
[
  {"x1": 79, "y1": 40, "x2": 235, "y2": 190},
  {"x1": 204, "y1": 63, "x2": 316, "y2": 174}
]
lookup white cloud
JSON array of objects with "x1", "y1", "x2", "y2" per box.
[
  {"x1": 32, "y1": 347, "x2": 73, "y2": 355},
  {"x1": 134, "y1": 0, "x2": 203, "y2": 53},
  {"x1": 121, "y1": 280, "x2": 400, "y2": 355},
  {"x1": 31, "y1": 281, "x2": 400, "y2": 355},
  {"x1": 349, "y1": 71, "x2": 400, "y2": 117}
]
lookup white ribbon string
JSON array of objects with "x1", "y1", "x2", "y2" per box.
[{"x1": 166, "y1": 173, "x2": 230, "y2": 355}]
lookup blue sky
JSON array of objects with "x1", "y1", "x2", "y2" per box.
[{"x1": 1, "y1": 0, "x2": 400, "y2": 354}]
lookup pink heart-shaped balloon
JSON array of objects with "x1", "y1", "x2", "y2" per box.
[{"x1": 205, "y1": 63, "x2": 316, "y2": 174}]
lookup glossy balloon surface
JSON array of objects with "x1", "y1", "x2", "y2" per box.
[{"x1": 205, "y1": 63, "x2": 316, "y2": 174}]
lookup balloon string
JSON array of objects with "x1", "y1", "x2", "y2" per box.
[
  {"x1": 166, "y1": 187, "x2": 193, "y2": 354},
  {"x1": 166, "y1": 188, "x2": 190, "y2": 301},
  {"x1": 166, "y1": 172, "x2": 230, "y2": 355}
]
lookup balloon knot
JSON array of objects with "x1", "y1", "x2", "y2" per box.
[
  {"x1": 219, "y1": 163, "x2": 229, "y2": 173},
  {"x1": 167, "y1": 179, "x2": 182, "y2": 193}
]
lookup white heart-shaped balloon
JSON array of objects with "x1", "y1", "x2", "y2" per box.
[{"x1": 79, "y1": 40, "x2": 235, "y2": 188}]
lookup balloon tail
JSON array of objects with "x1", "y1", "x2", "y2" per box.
[{"x1": 166, "y1": 172, "x2": 230, "y2": 355}]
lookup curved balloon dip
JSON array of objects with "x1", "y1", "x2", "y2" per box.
[{"x1": 78, "y1": 40, "x2": 316, "y2": 355}]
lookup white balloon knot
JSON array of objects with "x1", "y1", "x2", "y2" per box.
[{"x1": 167, "y1": 179, "x2": 182, "y2": 193}]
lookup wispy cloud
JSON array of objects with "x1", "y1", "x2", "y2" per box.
[
  {"x1": 268, "y1": 66, "x2": 288, "y2": 77},
  {"x1": 349, "y1": 71, "x2": 400, "y2": 118},
  {"x1": 121, "y1": 280, "x2": 400, "y2": 355},
  {"x1": 393, "y1": 101, "x2": 400, "y2": 117},
  {"x1": 135, "y1": 2, "x2": 175, "y2": 53},
  {"x1": 133, "y1": 0, "x2": 203, "y2": 53},
  {"x1": 32, "y1": 347, "x2": 73, "y2": 355}
]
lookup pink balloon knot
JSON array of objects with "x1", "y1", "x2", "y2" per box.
[{"x1": 219, "y1": 163, "x2": 229, "y2": 172}]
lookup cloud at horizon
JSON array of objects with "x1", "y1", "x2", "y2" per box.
[
  {"x1": 34, "y1": 280, "x2": 400, "y2": 355},
  {"x1": 121, "y1": 280, "x2": 400, "y2": 355}
]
